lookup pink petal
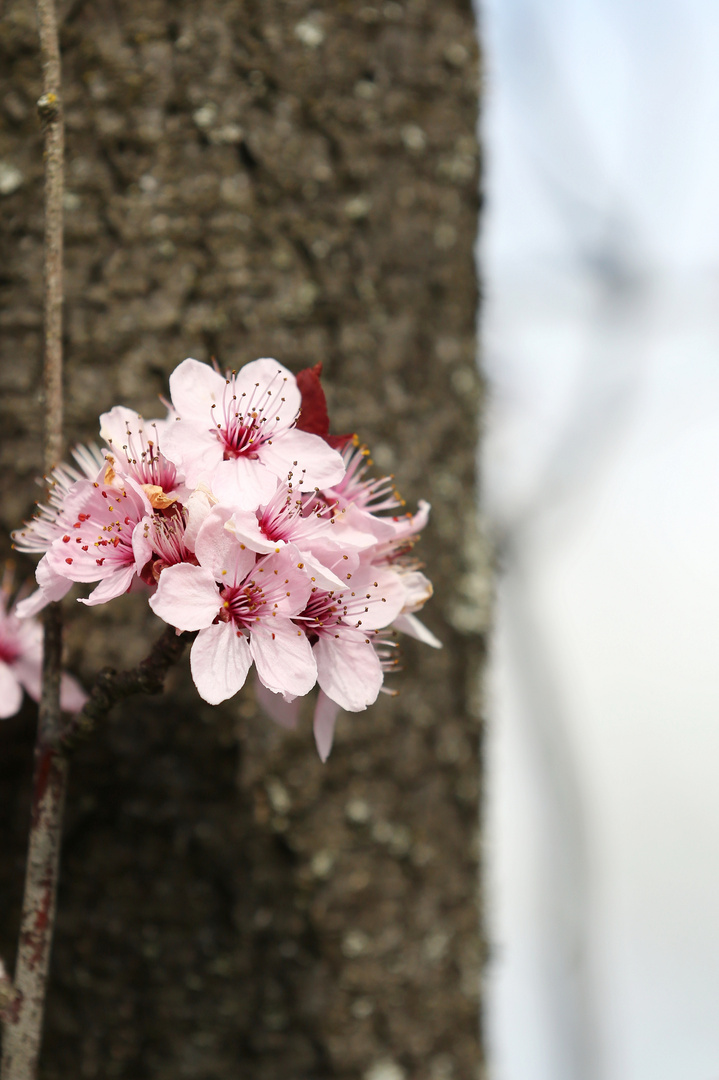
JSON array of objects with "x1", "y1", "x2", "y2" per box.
[
  {"x1": 11, "y1": 652, "x2": 42, "y2": 704},
  {"x1": 372, "y1": 569, "x2": 407, "y2": 627},
  {"x1": 183, "y1": 488, "x2": 215, "y2": 552},
  {"x1": 259, "y1": 428, "x2": 345, "y2": 491},
  {"x1": 212, "y1": 457, "x2": 279, "y2": 512},
  {"x1": 298, "y1": 550, "x2": 346, "y2": 591},
  {"x1": 148, "y1": 563, "x2": 220, "y2": 630},
  {"x1": 194, "y1": 506, "x2": 257, "y2": 584},
  {"x1": 252, "y1": 546, "x2": 314, "y2": 616},
  {"x1": 225, "y1": 510, "x2": 279, "y2": 555},
  {"x1": 385, "y1": 499, "x2": 431, "y2": 543},
  {"x1": 60, "y1": 672, "x2": 88, "y2": 712},
  {"x1": 305, "y1": 542, "x2": 362, "y2": 580},
  {"x1": 14, "y1": 619, "x2": 42, "y2": 660},
  {"x1": 169, "y1": 357, "x2": 226, "y2": 425},
  {"x1": 393, "y1": 613, "x2": 442, "y2": 649},
  {"x1": 338, "y1": 566, "x2": 406, "y2": 631},
  {"x1": 254, "y1": 675, "x2": 301, "y2": 729},
  {"x1": 250, "y1": 620, "x2": 317, "y2": 698},
  {"x1": 15, "y1": 560, "x2": 73, "y2": 618},
  {"x1": 162, "y1": 421, "x2": 221, "y2": 484},
  {"x1": 132, "y1": 515, "x2": 154, "y2": 573},
  {"x1": 99, "y1": 405, "x2": 144, "y2": 451},
  {"x1": 79, "y1": 564, "x2": 137, "y2": 607},
  {"x1": 314, "y1": 636, "x2": 383, "y2": 712},
  {"x1": 37, "y1": 555, "x2": 75, "y2": 596},
  {"x1": 313, "y1": 690, "x2": 340, "y2": 763},
  {"x1": 400, "y1": 570, "x2": 434, "y2": 612},
  {"x1": 0, "y1": 661, "x2": 24, "y2": 718},
  {"x1": 14, "y1": 589, "x2": 52, "y2": 619},
  {"x1": 233, "y1": 357, "x2": 301, "y2": 422},
  {"x1": 190, "y1": 622, "x2": 253, "y2": 704},
  {"x1": 332, "y1": 503, "x2": 396, "y2": 545}
]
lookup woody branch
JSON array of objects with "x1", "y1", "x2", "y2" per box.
[{"x1": 0, "y1": 0, "x2": 67, "y2": 1075}]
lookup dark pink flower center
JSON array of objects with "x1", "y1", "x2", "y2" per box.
[
  {"x1": 139, "y1": 508, "x2": 197, "y2": 584},
  {"x1": 217, "y1": 582, "x2": 267, "y2": 630},
  {"x1": 210, "y1": 370, "x2": 294, "y2": 461},
  {"x1": 258, "y1": 486, "x2": 331, "y2": 543},
  {"x1": 117, "y1": 424, "x2": 178, "y2": 491},
  {"x1": 0, "y1": 634, "x2": 20, "y2": 665},
  {"x1": 331, "y1": 443, "x2": 404, "y2": 512},
  {"x1": 299, "y1": 584, "x2": 376, "y2": 643}
]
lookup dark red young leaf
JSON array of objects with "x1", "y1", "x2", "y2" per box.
[
  {"x1": 325, "y1": 433, "x2": 355, "y2": 449},
  {"x1": 295, "y1": 363, "x2": 329, "y2": 436},
  {"x1": 296, "y1": 362, "x2": 354, "y2": 449}
]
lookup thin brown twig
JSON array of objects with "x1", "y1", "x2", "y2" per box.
[
  {"x1": 59, "y1": 627, "x2": 193, "y2": 749},
  {"x1": 37, "y1": 25, "x2": 64, "y2": 477},
  {"x1": 0, "y1": 0, "x2": 66, "y2": 1074},
  {"x1": 0, "y1": 965, "x2": 20, "y2": 1028}
]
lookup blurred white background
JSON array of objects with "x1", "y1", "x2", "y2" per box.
[{"x1": 480, "y1": 1, "x2": 719, "y2": 1078}]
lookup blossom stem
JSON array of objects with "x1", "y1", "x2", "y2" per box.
[
  {"x1": 58, "y1": 626, "x2": 194, "y2": 749},
  {"x1": 0, "y1": 0, "x2": 66, "y2": 1074},
  {"x1": 0, "y1": 744, "x2": 68, "y2": 1078},
  {"x1": 37, "y1": 0, "x2": 64, "y2": 477}
]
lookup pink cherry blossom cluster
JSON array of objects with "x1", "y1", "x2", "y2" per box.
[{"x1": 13, "y1": 357, "x2": 439, "y2": 759}]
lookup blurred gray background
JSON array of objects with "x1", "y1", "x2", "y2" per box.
[
  {"x1": 482, "y1": 0, "x2": 719, "y2": 1078},
  {"x1": 0, "y1": 3, "x2": 483, "y2": 1077}
]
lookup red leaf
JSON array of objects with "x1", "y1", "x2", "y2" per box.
[
  {"x1": 296, "y1": 363, "x2": 355, "y2": 449},
  {"x1": 296, "y1": 363, "x2": 329, "y2": 437}
]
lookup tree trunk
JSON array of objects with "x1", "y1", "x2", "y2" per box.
[{"x1": 0, "y1": 1, "x2": 486, "y2": 1076}]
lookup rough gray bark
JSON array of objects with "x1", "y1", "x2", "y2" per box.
[
  {"x1": 1, "y1": 0, "x2": 67, "y2": 1072},
  {"x1": 0, "y1": 1, "x2": 487, "y2": 1077}
]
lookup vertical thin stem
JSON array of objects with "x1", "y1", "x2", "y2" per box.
[
  {"x1": 37, "y1": 0, "x2": 64, "y2": 477},
  {"x1": 0, "y1": 746, "x2": 68, "y2": 1080},
  {"x1": 1, "y1": 1, "x2": 66, "y2": 1076}
]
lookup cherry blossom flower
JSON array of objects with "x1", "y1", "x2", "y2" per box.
[
  {"x1": 358, "y1": 500, "x2": 440, "y2": 649},
  {"x1": 317, "y1": 441, "x2": 406, "y2": 548},
  {"x1": 298, "y1": 568, "x2": 405, "y2": 762},
  {"x1": 162, "y1": 357, "x2": 345, "y2": 509},
  {"x1": 329, "y1": 438, "x2": 405, "y2": 515},
  {"x1": 10, "y1": 351, "x2": 438, "y2": 762},
  {"x1": 133, "y1": 508, "x2": 197, "y2": 586},
  {"x1": 224, "y1": 480, "x2": 359, "y2": 589},
  {"x1": 298, "y1": 564, "x2": 405, "y2": 713},
  {"x1": 132, "y1": 488, "x2": 213, "y2": 586},
  {"x1": 100, "y1": 405, "x2": 186, "y2": 509},
  {"x1": 44, "y1": 473, "x2": 152, "y2": 607},
  {"x1": 12, "y1": 445, "x2": 106, "y2": 617},
  {"x1": 226, "y1": 480, "x2": 334, "y2": 553},
  {"x1": 12, "y1": 444, "x2": 106, "y2": 557},
  {"x1": 149, "y1": 506, "x2": 317, "y2": 704},
  {"x1": 391, "y1": 567, "x2": 442, "y2": 648},
  {"x1": 0, "y1": 571, "x2": 86, "y2": 719}
]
